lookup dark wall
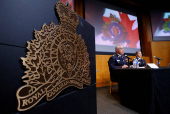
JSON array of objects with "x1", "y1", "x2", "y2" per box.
[{"x1": 0, "y1": 0, "x2": 96, "y2": 113}]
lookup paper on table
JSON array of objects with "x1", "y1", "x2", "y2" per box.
[{"x1": 145, "y1": 63, "x2": 159, "y2": 69}]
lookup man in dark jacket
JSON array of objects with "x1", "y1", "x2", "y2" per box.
[
  {"x1": 108, "y1": 45, "x2": 129, "y2": 82},
  {"x1": 133, "y1": 51, "x2": 146, "y2": 67}
]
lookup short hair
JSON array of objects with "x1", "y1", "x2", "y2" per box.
[
  {"x1": 115, "y1": 45, "x2": 121, "y2": 51},
  {"x1": 135, "y1": 51, "x2": 141, "y2": 55}
]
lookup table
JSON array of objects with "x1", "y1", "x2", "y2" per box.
[{"x1": 116, "y1": 68, "x2": 170, "y2": 114}]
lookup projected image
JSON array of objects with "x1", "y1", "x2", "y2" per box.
[
  {"x1": 85, "y1": 0, "x2": 141, "y2": 54},
  {"x1": 152, "y1": 12, "x2": 170, "y2": 36},
  {"x1": 60, "y1": 0, "x2": 74, "y2": 10},
  {"x1": 150, "y1": 10, "x2": 170, "y2": 41},
  {"x1": 96, "y1": 8, "x2": 140, "y2": 48}
]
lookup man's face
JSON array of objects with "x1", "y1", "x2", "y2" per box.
[
  {"x1": 136, "y1": 52, "x2": 142, "y2": 58},
  {"x1": 117, "y1": 45, "x2": 124, "y2": 55}
]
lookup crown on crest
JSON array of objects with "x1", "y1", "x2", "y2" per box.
[
  {"x1": 55, "y1": 1, "x2": 79, "y2": 32},
  {"x1": 109, "y1": 14, "x2": 120, "y2": 23}
]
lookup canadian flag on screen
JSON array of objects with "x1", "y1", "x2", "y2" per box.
[
  {"x1": 101, "y1": 8, "x2": 140, "y2": 48},
  {"x1": 60, "y1": 0, "x2": 74, "y2": 10}
]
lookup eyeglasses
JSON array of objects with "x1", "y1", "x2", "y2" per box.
[{"x1": 119, "y1": 48, "x2": 124, "y2": 50}]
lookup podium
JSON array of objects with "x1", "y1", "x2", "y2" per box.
[
  {"x1": 0, "y1": 0, "x2": 96, "y2": 113},
  {"x1": 116, "y1": 67, "x2": 170, "y2": 114}
]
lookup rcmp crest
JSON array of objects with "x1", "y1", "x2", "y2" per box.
[
  {"x1": 16, "y1": 1, "x2": 91, "y2": 111},
  {"x1": 102, "y1": 14, "x2": 130, "y2": 44}
]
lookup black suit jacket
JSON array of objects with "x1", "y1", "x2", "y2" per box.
[
  {"x1": 108, "y1": 54, "x2": 128, "y2": 82},
  {"x1": 133, "y1": 57, "x2": 146, "y2": 67}
]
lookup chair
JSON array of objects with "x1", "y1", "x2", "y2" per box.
[
  {"x1": 108, "y1": 63, "x2": 118, "y2": 94},
  {"x1": 110, "y1": 81, "x2": 118, "y2": 94}
]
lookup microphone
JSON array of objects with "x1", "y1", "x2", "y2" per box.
[
  {"x1": 125, "y1": 55, "x2": 132, "y2": 60},
  {"x1": 153, "y1": 56, "x2": 163, "y2": 60}
]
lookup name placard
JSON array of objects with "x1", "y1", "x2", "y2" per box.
[{"x1": 145, "y1": 63, "x2": 159, "y2": 69}]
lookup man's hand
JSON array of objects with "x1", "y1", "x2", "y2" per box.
[{"x1": 122, "y1": 65, "x2": 128, "y2": 68}]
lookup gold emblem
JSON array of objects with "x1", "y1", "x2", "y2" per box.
[{"x1": 16, "y1": 1, "x2": 91, "y2": 111}]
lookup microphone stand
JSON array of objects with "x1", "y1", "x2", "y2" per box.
[
  {"x1": 153, "y1": 57, "x2": 163, "y2": 67},
  {"x1": 127, "y1": 58, "x2": 130, "y2": 68},
  {"x1": 157, "y1": 59, "x2": 160, "y2": 67},
  {"x1": 125, "y1": 55, "x2": 132, "y2": 68}
]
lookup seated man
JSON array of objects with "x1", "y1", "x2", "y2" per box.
[
  {"x1": 108, "y1": 45, "x2": 129, "y2": 82},
  {"x1": 133, "y1": 51, "x2": 146, "y2": 67},
  {"x1": 108, "y1": 45, "x2": 128, "y2": 69}
]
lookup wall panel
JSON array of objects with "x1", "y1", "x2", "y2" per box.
[
  {"x1": 75, "y1": 0, "x2": 84, "y2": 18},
  {"x1": 151, "y1": 41, "x2": 170, "y2": 66}
]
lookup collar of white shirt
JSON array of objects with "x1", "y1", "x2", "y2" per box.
[
  {"x1": 117, "y1": 54, "x2": 121, "y2": 57},
  {"x1": 137, "y1": 57, "x2": 141, "y2": 60}
]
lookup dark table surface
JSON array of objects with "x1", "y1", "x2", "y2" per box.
[{"x1": 116, "y1": 67, "x2": 170, "y2": 114}]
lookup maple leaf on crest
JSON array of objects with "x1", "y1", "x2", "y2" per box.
[{"x1": 119, "y1": 12, "x2": 139, "y2": 48}]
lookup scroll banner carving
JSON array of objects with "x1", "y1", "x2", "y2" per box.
[{"x1": 16, "y1": 1, "x2": 91, "y2": 111}]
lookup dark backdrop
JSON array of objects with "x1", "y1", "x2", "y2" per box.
[{"x1": 0, "y1": 0, "x2": 96, "y2": 113}]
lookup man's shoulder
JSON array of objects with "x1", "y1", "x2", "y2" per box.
[
  {"x1": 109, "y1": 54, "x2": 117, "y2": 60},
  {"x1": 122, "y1": 55, "x2": 127, "y2": 58},
  {"x1": 133, "y1": 58, "x2": 136, "y2": 60},
  {"x1": 138, "y1": 58, "x2": 143, "y2": 60},
  {"x1": 141, "y1": 58, "x2": 146, "y2": 61},
  {"x1": 111, "y1": 54, "x2": 118, "y2": 58}
]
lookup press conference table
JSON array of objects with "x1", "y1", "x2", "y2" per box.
[{"x1": 115, "y1": 67, "x2": 170, "y2": 114}]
